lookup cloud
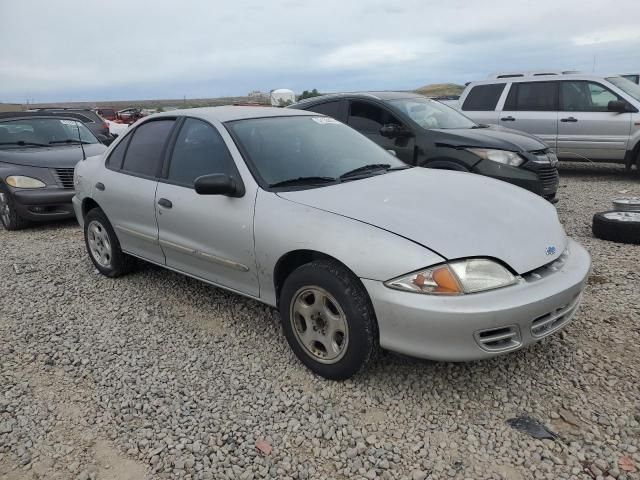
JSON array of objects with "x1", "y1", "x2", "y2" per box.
[
  {"x1": 319, "y1": 41, "x2": 422, "y2": 69},
  {"x1": 573, "y1": 27, "x2": 640, "y2": 46}
]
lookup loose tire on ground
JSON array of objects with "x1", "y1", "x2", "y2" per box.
[
  {"x1": 592, "y1": 211, "x2": 640, "y2": 245},
  {"x1": 0, "y1": 184, "x2": 29, "y2": 231},
  {"x1": 279, "y1": 259, "x2": 379, "y2": 380},
  {"x1": 84, "y1": 207, "x2": 135, "y2": 277}
]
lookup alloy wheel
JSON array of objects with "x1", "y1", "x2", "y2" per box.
[{"x1": 87, "y1": 220, "x2": 113, "y2": 267}]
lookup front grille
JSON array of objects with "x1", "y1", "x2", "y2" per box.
[
  {"x1": 53, "y1": 168, "x2": 75, "y2": 189},
  {"x1": 531, "y1": 293, "x2": 581, "y2": 338},
  {"x1": 474, "y1": 325, "x2": 521, "y2": 352},
  {"x1": 536, "y1": 164, "x2": 559, "y2": 192}
]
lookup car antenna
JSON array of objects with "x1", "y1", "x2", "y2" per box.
[{"x1": 75, "y1": 120, "x2": 86, "y2": 160}]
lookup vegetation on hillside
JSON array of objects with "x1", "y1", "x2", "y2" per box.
[{"x1": 414, "y1": 83, "x2": 465, "y2": 98}]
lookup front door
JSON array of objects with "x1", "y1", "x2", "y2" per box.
[
  {"x1": 347, "y1": 100, "x2": 416, "y2": 164},
  {"x1": 155, "y1": 117, "x2": 259, "y2": 297},
  {"x1": 557, "y1": 80, "x2": 632, "y2": 161},
  {"x1": 93, "y1": 119, "x2": 176, "y2": 264}
]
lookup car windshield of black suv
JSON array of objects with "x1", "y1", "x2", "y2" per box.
[
  {"x1": 227, "y1": 115, "x2": 408, "y2": 188},
  {"x1": 0, "y1": 118, "x2": 98, "y2": 149},
  {"x1": 389, "y1": 97, "x2": 477, "y2": 130}
]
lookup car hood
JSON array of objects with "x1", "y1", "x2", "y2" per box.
[
  {"x1": 277, "y1": 168, "x2": 566, "y2": 274},
  {"x1": 0, "y1": 144, "x2": 106, "y2": 168},
  {"x1": 430, "y1": 125, "x2": 547, "y2": 152}
]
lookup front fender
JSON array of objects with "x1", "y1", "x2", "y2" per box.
[{"x1": 254, "y1": 190, "x2": 444, "y2": 306}]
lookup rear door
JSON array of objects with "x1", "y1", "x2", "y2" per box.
[
  {"x1": 498, "y1": 81, "x2": 559, "y2": 150},
  {"x1": 155, "y1": 117, "x2": 259, "y2": 296},
  {"x1": 94, "y1": 119, "x2": 175, "y2": 264},
  {"x1": 459, "y1": 83, "x2": 506, "y2": 124},
  {"x1": 557, "y1": 80, "x2": 632, "y2": 161},
  {"x1": 346, "y1": 100, "x2": 416, "y2": 164}
]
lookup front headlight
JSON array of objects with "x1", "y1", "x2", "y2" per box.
[
  {"x1": 5, "y1": 176, "x2": 46, "y2": 188},
  {"x1": 385, "y1": 259, "x2": 518, "y2": 295},
  {"x1": 467, "y1": 148, "x2": 524, "y2": 167}
]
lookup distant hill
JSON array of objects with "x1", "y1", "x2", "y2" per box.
[{"x1": 414, "y1": 83, "x2": 465, "y2": 98}]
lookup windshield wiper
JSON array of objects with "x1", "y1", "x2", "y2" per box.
[
  {"x1": 49, "y1": 139, "x2": 92, "y2": 145},
  {"x1": 0, "y1": 141, "x2": 49, "y2": 147},
  {"x1": 339, "y1": 163, "x2": 391, "y2": 180},
  {"x1": 269, "y1": 176, "x2": 337, "y2": 188}
]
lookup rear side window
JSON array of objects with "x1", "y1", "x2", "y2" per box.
[
  {"x1": 168, "y1": 118, "x2": 235, "y2": 186},
  {"x1": 105, "y1": 134, "x2": 131, "y2": 170},
  {"x1": 504, "y1": 82, "x2": 558, "y2": 111},
  {"x1": 462, "y1": 84, "x2": 505, "y2": 111},
  {"x1": 306, "y1": 101, "x2": 343, "y2": 119},
  {"x1": 122, "y1": 120, "x2": 174, "y2": 177}
]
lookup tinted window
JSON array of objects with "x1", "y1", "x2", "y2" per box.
[
  {"x1": 168, "y1": 118, "x2": 235, "y2": 186},
  {"x1": 122, "y1": 120, "x2": 174, "y2": 177},
  {"x1": 306, "y1": 101, "x2": 343, "y2": 119},
  {"x1": 504, "y1": 82, "x2": 558, "y2": 111},
  {"x1": 348, "y1": 101, "x2": 401, "y2": 132},
  {"x1": 106, "y1": 134, "x2": 131, "y2": 169},
  {"x1": 462, "y1": 84, "x2": 505, "y2": 111},
  {"x1": 560, "y1": 81, "x2": 621, "y2": 112}
]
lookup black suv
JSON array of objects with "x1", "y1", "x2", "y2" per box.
[
  {"x1": 290, "y1": 92, "x2": 559, "y2": 201},
  {"x1": 31, "y1": 108, "x2": 112, "y2": 144}
]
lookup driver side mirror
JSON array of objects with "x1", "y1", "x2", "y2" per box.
[
  {"x1": 607, "y1": 100, "x2": 630, "y2": 113},
  {"x1": 379, "y1": 123, "x2": 413, "y2": 139},
  {"x1": 194, "y1": 174, "x2": 245, "y2": 197}
]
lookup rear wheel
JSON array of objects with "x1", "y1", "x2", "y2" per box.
[
  {"x1": 84, "y1": 207, "x2": 135, "y2": 277},
  {"x1": 0, "y1": 185, "x2": 29, "y2": 231},
  {"x1": 280, "y1": 259, "x2": 379, "y2": 380}
]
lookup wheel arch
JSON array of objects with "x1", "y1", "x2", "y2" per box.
[
  {"x1": 421, "y1": 157, "x2": 471, "y2": 171},
  {"x1": 81, "y1": 197, "x2": 102, "y2": 219}
]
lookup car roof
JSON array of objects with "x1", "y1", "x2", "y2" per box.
[
  {"x1": 0, "y1": 111, "x2": 90, "y2": 122},
  {"x1": 292, "y1": 91, "x2": 423, "y2": 107},
  {"x1": 466, "y1": 73, "x2": 625, "y2": 87},
  {"x1": 152, "y1": 106, "x2": 318, "y2": 123}
]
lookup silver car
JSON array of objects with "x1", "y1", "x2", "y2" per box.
[
  {"x1": 72, "y1": 107, "x2": 591, "y2": 380},
  {"x1": 455, "y1": 73, "x2": 640, "y2": 171}
]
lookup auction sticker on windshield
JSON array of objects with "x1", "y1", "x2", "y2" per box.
[{"x1": 311, "y1": 117, "x2": 340, "y2": 124}]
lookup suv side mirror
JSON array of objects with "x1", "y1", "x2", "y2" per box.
[
  {"x1": 194, "y1": 174, "x2": 245, "y2": 197},
  {"x1": 607, "y1": 100, "x2": 629, "y2": 113}
]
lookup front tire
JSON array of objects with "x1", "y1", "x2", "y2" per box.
[
  {"x1": 84, "y1": 207, "x2": 135, "y2": 277},
  {"x1": 280, "y1": 259, "x2": 379, "y2": 380},
  {"x1": 0, "y1": 185, "x2": 29, "y2": 231}
]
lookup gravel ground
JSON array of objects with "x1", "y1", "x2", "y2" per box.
[{"x1": 1, "y1": 163, "x2": 639, "y2": 480}]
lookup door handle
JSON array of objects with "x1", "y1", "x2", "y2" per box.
[
  {"x1": 500, "y1": 116, "x2": 516, "y2": 122},
  {"x1": 157, "y1": 198, "x2": 172, "y2": 209},
  {"x1": 95, "y1": 182, "x2": 105, "y2": 191},
  {"x1": 560, "y1": 117, "x2": 578, "y2": 122}
]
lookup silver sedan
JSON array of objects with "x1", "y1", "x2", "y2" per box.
[{"x1": 72, "y1": 107, "x2": 591, "y2": 380}]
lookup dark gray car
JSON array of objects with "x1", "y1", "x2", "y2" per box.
[{"x1": 0, "y1": 113, "x2": 107, "y2": 230}]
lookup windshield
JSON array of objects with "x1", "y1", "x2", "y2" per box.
[
  {"x1": 607, "y1": 76, "x2": 640, "y2": 102},
  {"x1": 0, "y1": 118, "x2": 98, "y2": 148},
  {"x1": 389, "y1": 97, "x2": 476, "y2": 129},
  {"x1": 227, "y1": 116, "x2": 407, "y2": 188}
]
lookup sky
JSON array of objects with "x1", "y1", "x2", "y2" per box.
[{"x1": 1, "y1": 0, "x2": 640, "y2": 103}]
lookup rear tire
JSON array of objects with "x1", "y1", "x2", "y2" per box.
[
  {"x1": 84, "y1": 207, "x2": 135, "y2": 277},
  {"x1": 592, "y1": 211, "x2": 640, "y2": 245},
  {"x1": 0, "y1": 185, "x2": 29, "y2": 231},
  {"x1": 279, "y1": 259, "x2": 379, "y2": 380}
]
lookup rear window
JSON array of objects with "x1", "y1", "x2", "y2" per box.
[
  {"x1": 504, "y1": 82, "x2": 558, "y2": 111},
  {"x1": 461, "y1": 84, "x2": 505, "y2": 111},
  {"x1": 121, "y1": 120, "x2": 175, "y2": 177}
]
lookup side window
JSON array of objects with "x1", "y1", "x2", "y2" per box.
[
  {"x1": 348, "y1": 101, "x2": 401, "y2": 133},
  {"x1": 461, "y1": 84, "x2": 505, "y2": 111},
  {"x1": 105, "y1": 134, "x2": 131, "y2": 170},
  {"x1": 307, "y1": 101, "x2": 343, "y2": 119},
  {"x1": 504, "y1": 82, "x2": 558, "y2": 111},
  {"x1": 168, "y1": 118, "x2": 235, "y2": 186},
  {"x1": 560, "y1": 81, "x2": 621, "y2": 112},
  {"x1": 121, "y1": 120, "x2": 174, "y2": 177}
]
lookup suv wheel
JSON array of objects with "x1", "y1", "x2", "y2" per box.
[
  {"x1": 280, "y1": 259, "x2": 379, "y2": 380},
  {"x1": 0, "y1": 186, "x2": 29, "y2": 231},
  {"x1": 84, "y1": 208, "x2": 135, "y2": 277}
]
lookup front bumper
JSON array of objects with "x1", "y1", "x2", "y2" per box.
[
  {"x1": 363, "y1": 239, "x2": 590, "y2": 361},
  {"x1": 473, "y1": 160, "x2": 558, "y2": 201},
  {"x1": 11, "y1": 188, "x2": 75, "y2": 221}
]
